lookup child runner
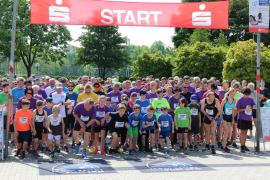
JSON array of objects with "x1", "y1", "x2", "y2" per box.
[
  {"x1": 47, "y1": 105, "x2": 65, "y2": 158},
  {"x1": 14, "y1": 99, "x2": 35, "y2": 159},
  {"x1": 158, "y1": 106, "x2": 174, "y2": 149},
  {"x1": 174, "y1": 98, "x2": 191, "y2": 154},
  {"x1": 32, "y1": 100, "x2": 48, "y2": 157},
  {"x1": 128, "y1": 104, "x2": 143, "y2": 154},
  {"x1": 142, "y1": 105, "x2": 156, "y2": 153},
  {"x1": 188, "y1": 94, "x2": 201, "y2": 151}
]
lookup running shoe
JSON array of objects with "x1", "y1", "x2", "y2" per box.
[
  {"x1": 224, "y1": 147, "x2": 230, "y2": 153},
  {"x1": 82, "y1": 149, "x2": 87, "y2": 158},
  {"x1": 63, "y1": 145, "x2": 69, "y2": 153},
  {"x1": 93, "y1": 146, "x2": 99, "y2": 154},
  {"x1": 19, "y1": 151, "x2": 25, "y2": 159},
  {"x1": 232, "y1": 142, "x2": 238, "y2": 148},
  {"x1": 74, "y1": 144, "x2": 80, "y2": 154},
  {"x1": 240, "y1": 146, "x2": 246, "y2": 153},
  {"x1": 243, "y1": 145, "x2": 250, "y2": 151},
  {"x1": 211, "y1": 146, "x2": 216, "y2": 154},
  {"x1": 100, "y1": 147, "x2": 106, "y2": 155}
]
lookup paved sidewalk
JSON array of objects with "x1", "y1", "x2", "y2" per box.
[{"x1": 1, "y1": 139, "x2": 270, "y2": 180}]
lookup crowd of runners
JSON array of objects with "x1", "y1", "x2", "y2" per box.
[{"x1": 0, "y1": 75, "x2": 269, "y2": 159}]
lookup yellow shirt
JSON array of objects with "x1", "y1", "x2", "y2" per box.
[{"x1": 77, "y1": 92, "x2": 99, "y2": 104}]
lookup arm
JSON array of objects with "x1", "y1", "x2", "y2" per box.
[
  {"x1": 200, "y1": 99, "x2": 209, "y2": 119},
  {"x1": 61, "y1": 118, "x2": 65, "y2": 135},
  {"x1": 73, "y1": 112, "x2": 85, "y2": 128},
  {"x1": 31, "y1": 111, "x2": 36, "y2": 135},
  {"x1": 214, "y1": 98, "x2": 221, "y2": 120}
]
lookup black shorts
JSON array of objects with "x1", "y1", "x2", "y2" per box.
[
  {"x1": 237, "y1": 119, "x2": 252, "y2": 130},
  {"x1": 252, "y1": 109, "x2": 256, "y2": 119},
  {"x1": 141, "y1": 129, "x2": 155, "y2": 135},
  {"x1": 18, "y1": 131, "x2": 32, "y2": 143},
  {"x1": 191, "y1": 118, "x2": 200, "y2": 134},
  {"x1": 94, "y1": 126, "x2": 102, "y2": 133},
  {"x1": 66, "y1": 114, "x2": 75, "y2": 130},
  {"x1": 3, "y1": 115, "x2": 7, "y2": 130},
  {"x1": 34, "y1": 122, "x2": 43, "y2": 140},
  {"x1": 73, "y1": 121, "x2": 92, "y2": 133},
  {"x1": 110, "y1": 128, "x2": 127, "y2": 145},
  {"x1": 223, "y1": 115, "x2": 233, "y2": 123},
  {"x1": 177, "y1": 127, "x2": 189, "y2": 133}
]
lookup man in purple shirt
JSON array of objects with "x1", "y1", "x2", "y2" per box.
[
  {"x1": 107, "y1": 83, "x2": 123, "y2": 110},
  {"x1": 121, "y1": 80, "x2": 132, "y2": 97},
  {"x1": 196, "y1": 79, "x2": 208, "y2": 100},
  {"x1": 130, "y1": 79, "x2": 143, "y2": 95},
  {"x1": 73, "y1": 98, "x2": 96, "y2": 157},
  {"x1": 17, "y1": 88, "x2": 37, "y2": 110},
  {"x1": 236, "y1": 88, "x2": 255, "y2": 153},
  {"x1": 147, "y1": 81, "x2": 157, "y2": 103}
]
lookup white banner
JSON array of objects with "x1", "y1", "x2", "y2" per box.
[
  {"x1": 249, "y1": 0, "x2": 269, "y2": 33},
  {"x1": 261, "y1": 107, "x2": 270, "y2": 141}
]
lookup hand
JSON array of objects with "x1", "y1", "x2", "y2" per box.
[
  {"x1": 14, "y1": 131, "x2": 18, "y2": 137},
  {"x1": 48, "y1": 129, "x2": 52, "y2": 133},
  {"x1": 188, "y1": 126, "x2": 191, "y2": 130},
  {"x1": 79, "y1": 122, "x2": 85, "y2": 128},
  {"x1": 95, "y1": 120, "x2": 101, "y2": 126},
  {"x1": 33, "y1": 130, "x2": 37, "y2": 136}
]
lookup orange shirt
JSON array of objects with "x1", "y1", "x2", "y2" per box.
[{"x1": 15, "y1": 109, "x2": 33, "y2": 131}]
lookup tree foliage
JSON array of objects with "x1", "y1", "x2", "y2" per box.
[
  {"x1": 132, "y1": 51, "x2": 173, "y2": 78},
  {"x1": 172, "y1": 42, "x2": 227, "y2": 79},
  {"x1": 0, "y1": 0, "x2": 71, "y2": 77},
  {"x1": 222, "y1": 40, "x2": 270, "y2": 82},
  {"x1": 77, "y1": 26, "x2": 128, "y2": 78}
]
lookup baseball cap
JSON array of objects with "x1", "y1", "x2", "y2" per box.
[
  {"x1": 56, "y1": 83, "x2": 63, "y2": 89},
  {"x1": 190, "y1": 94, "x2": 199, "y2": 102}
]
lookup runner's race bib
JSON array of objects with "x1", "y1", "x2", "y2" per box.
[
  {"x1": 115, "y1": 121, "x2": 124, "y2": 128},
  {"x1": 174, "y1": 103, "x2": 179, "y2": 109},
  {"x1": 70, "y1": 100, "x2": 75, "y2": 106},
  {"x1": 35, "y1": 115, "x2": 45, "y2": 122},
  {"x1": 245, "y1": 105, "x2": 252, "y2": 116},
  {"x1": 80, "y1": 115, "x2": 90, "y2": 122},
  {"x1": 157, "y1": 108, "x2": 162, "y2": 114},
  {"x1": 96, "y1": 111, "x2": 105, "y2": 118},
  {"x1": 190, "y1": 108, "x2": 199, "y2": 116},
  {"x1": 161, "y1": 121, "x2": 169, "y2": 127},
  {"x1": 51, "y1": 119, "x2": 60, "y2": 126},
  {"x1": 111, "y1": 96, "x2": 119, "y2": 103},
  {"x1": 206, "y1": 108, "x2": 214, "y2": 115},
  {"x1": 132, "y1": 120, "x2": 139, "y2": 127},
  {"x1": 19, "y1": 117, "x2": 28, "y2": 124},
  {"x1": 225, "y1": 108, "x2": 233, "y2": 115},
  {"x1": 141, "y1": 107, "x2": 147, "y2": 114},
  {"x1": 147, "y1": 121, "x2": 154, "y2": 126},
  {"x1": 178, "y1": 114, "x2": 187, "y2": 121}
]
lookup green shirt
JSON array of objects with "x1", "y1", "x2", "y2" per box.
[
  {"x1": 174, "y1": 107, "x2": 191, "y2": 128},
  {"x1": 152, "y1": 98, "x2": 170, "y2": 118},
  {"x1": 234, "y1": 91, "x2": 243, "y2": 103},
  {"x1": 0, "y1": 92, "x2": 8, "y2": 115}
]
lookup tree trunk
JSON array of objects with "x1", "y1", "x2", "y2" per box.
[{"x1": 26, "y1": 65, "x2": 31, "y2": 78}]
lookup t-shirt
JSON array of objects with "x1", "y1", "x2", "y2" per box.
[
  {"x1": 181, "y1": 92, "x2": 192, "y2": 104},
  {"x1": 44, "y1": 106, "x2": 53, "y2": 116},
  {"x1": 51, "y1": 92, "x2": 69, "y2": 118},
  {"x1": 12, "y1": 87, "x2": 25, "y2": 112},
  {"x1": 95, "y1": 105, "x2": 109, "y2": 127},
  {"x1": 169, "y1": 95, "x2": 181, "y2": 110},
  {"x1": 135, "y1": 99, "x2": 150, "y2": 115},
  {"x1": 158, "y1": 114, "x2": 173, "y2": 132},
  {"x1": 236, "y1": 96, "x2": 255, "y2": 121},
  {"x1": 110, "y1": 112, "x2": 128, "y2": 129},
  {"x1": 15, "y1": 109, "x2": 33, "y2": 131},
  {"x1": 17, "y1": 97, "x2": 37, "y2": 110},
  {"x1": 234, "y1": 91, "x2": 243, "y2": 103},
  {"x1": 152, "y1": 98, "x2": 170, "y2": 118},
  {"x1": 77, "y1": 92, "x2": 99, "y2": 103},
  {"x1": 0, "y1": 92, "x2": 8, "y2": 115},
  {"x1": 142, "y1": 114, "x2": 156, "y2": 130},
  {"x1": 147, "y1": 91, "x2": 157, "y2": 103},
  {"x1": 73, "y1": 103, "x2": 96, "y2": 122},
  {"x1": 121, "y1": 88, "x2": 131, "y2": 97},
  {"x1": 107, "y1": 91, "x2": 122, "y2": 104},
  {"x1": 66, "y1": 92, "x2": 78, "y2": 107},
  {"x1": 128, "y1": 112, "x2": 143, "y2": 128},
  {"x1": 45, "y1": 86, "x2": 55, "y2": 97},
  {"x1": 174, "y1": 107, "x2": 191, "y2": 128}
]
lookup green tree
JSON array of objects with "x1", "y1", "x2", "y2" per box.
[
  {"x1": 223, "y1": 40, "x2": 270, "y2": 82},
  {"x1": 189, "y1": 29, "x2": 211, "y2": 43},
  {"x1": 0, "y1": 0, "x2": 71, "y2": 77},
  {"x1": 132, "y1": 51, "x2": 173, "y2": 78},
  {"x1": 77, "y1": 26, "x2": 128, "y2": 78},
  {"x1": 150, "y1": 41, "x2": 167, "y2": 54},
  {"x1": 172, "y1": 42, "x2": 227, "y2": 79}
]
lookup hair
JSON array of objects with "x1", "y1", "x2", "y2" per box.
[
  {"x1": 21, "y1": 99, "x2": 30, "y2": 106},
  {"x1": 52, "y1": 105, "x2": 61, "y2": 113},
  {"x1": 2, "y1": 82, "x2": 9, "y2": 88},
  {"x1": 147, "y1": 105, "x2": 155, "y2": 111},
  {"x1": 36, "y1": 100, "x2": 44, "y2": 107},
  {"x1": 84, "y1": 98, "x2": 94, "y2": 105},
  {"x1": 25, "y1": 87, "x2": 34, "y2": 96},
  {"x1": 99, "y1": 95, "x2": 106, "y2": 101},
  {"x1": 179, "y1": 98, "x2": 187, "y2": 107},
  {"x1": 242, "y1": 87, "x2": 252, "y2": 96},
  {"x1": 16, "y1": 77, "x2": 25, "y2": 82},
  {"x1": 117, "y1": 103, "x2": 126, "y2": 110},
  {"x1": 133, "y1": 104, "x2": 141, "y2": 109}
]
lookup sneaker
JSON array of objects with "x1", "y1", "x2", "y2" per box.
[
  {"x1": 49, "y1": 151, "x2": 55, "y2": 158},
  {"x1": 205, "y1": 144, "x2": 210, "y2": 150},
  {"x1": 217, "y1": 142, "x2": 222, "y2": 148},
  {"x1": 74, "y1": 144, "x2": 80, "y2": 154},
  {"x1": 15, "y1": 149, "x2": 21, "y2": 157},
  {"x1": 64, "y1": 145, "x2": 69, "y2": 153},
  {"x1": 241, "y1": 146, "x2": 246, "y2": 153},
  {"x1": 128, "y1": 150, "x2": 133, "y2": 155},
  {"x1": 184, "y1": 148, "x2": 189, "y2": 155},
  {"x1": 82, "y1": 149, "x2": 87, "y2": 158},
  {"x1": 149, "y1": 148, "x2": 154, "y2": 153},
  {"x1": 93, "y1": 147, "x2": 99, "y2": 154},
  {"x1": 108, "y1": 148, "x2": 117, "y2": 154},
  {"x1": 100, "y1": 147, "x2": 106, "y2": 155},
  {"x1": 232, "y1": 142, "x2": 238, "y2": 148},
  {"x1": 19, "y1": 151, "x2": 26, "y2": 159},
  {"x1": 211, "y1": 146, "x2": 216, "y2": 154},
  {"x1": 32, "y1": 151, "x2": 40, "y2": 158},
  {"x1": 243, "y1": 145, "x2": 250, "y2": 151},
  {"x1": 224, "y1": 147, "x2": 230, "y2": 153},
  {"x1": 189, "y1": 144, "x2": 194, "y2": 151},
  {"x1": 194, "y1": 145, "x2": 199, "y2": 152}
]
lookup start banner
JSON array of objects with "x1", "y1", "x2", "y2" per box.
[{"x1": 30, "y1": 0, "x2": 229, "y2": 29}]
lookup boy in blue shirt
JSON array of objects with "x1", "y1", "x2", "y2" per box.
[
  {"x1": 158, "y1": 106, "x2": 174, "y2": 149},
  {"x1": 142, "y1": 105, "x2": 156, "y2": 152},
  {"x1": 128, "y1": 104, "x2": 143, "y2": 154}
]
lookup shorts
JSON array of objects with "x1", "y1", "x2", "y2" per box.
[
  {"x1": 223, "y1": 114, "x2": 233, "y2": 123},
  {"x1": 191, "y1": 120, "x2": 200, "y2": 135},
  {"x1": 48, "y1": 133, "x2": 61, "y2": 141},
  {"x1": 217, "y1": 117, "x2": 222, "y2": 126},
  {"x1": 128, "y1": 127, "x2": 138, "y2": 138},
  {"x1": 3, "y1": 115, "x2": 7, "y2": 130},
  {"x1": 94, "y1": 126, "x2": 102, "y2": 133},
  {"x1": 17, "y1": 131, "x2": 31, "y2": 143},
  {"x1": 73, "y1": 121, "x2": 92, "y2": 133},
  {"x1": 177, "y1": 127, "x2": 189, "y2": 133},
  {"x1": 9, "y1": 124, "x2": 14, "y2": 132},
  {"x1": 237, "y1": 119, "x2": 252, "y2": 130},
  {"x1": 141, "y1": 129, "x2": 155, "y2": 135},
  {"x1": 34, "y1": 123, "x2": 43, "y2": 140},
  {"x1": 160, "y1": 131, "x2": 170, "y2": 139},
  {"x1": 111, "y1": 128, "x2": 127, "y2": 145},
  {"x1": 204, "y1": 117, "x2": 215, "y2": 125},
  {"x1": 252, "y1": 109, "x2": 256, "y2": 119}
]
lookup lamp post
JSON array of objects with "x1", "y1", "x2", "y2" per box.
[{"x1": 35, "y1": 63, "x2": 40, "y2": 76}]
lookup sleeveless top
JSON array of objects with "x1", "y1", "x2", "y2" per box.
[
  {"x1": 204, "y1": 99, "x2": 218, "y2": 118},
  {"x1": 223, "y1": 98, "x2": 235, "y2": 117},
  {"x1": 35, "y1": 110, "x2": 45, "y2": 123},
  {"x1": 49, "y1": 114, "x2": 62, "y2": 136}
]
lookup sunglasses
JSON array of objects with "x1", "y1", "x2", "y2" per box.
[
  {"x1": 26, "y1": 92, "x2": 32, "y2": 94},
  {"x1": 161, "y1": 108, "x2": 167, "y2": 111},
  {"x1": 183, "y1": 87, "x2": 188, "y2": 89},
  {"x1": 68, "y1": 86, "x2": 74, "y2": 88},
  {"x1": 133, "y1": 107, "x2": 140, "y2": 110}
]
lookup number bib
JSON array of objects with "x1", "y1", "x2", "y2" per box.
[
  {"x1": 157, "y1": 108, "x2": 162, "y2": 114},
  {"x1": 178, "y1": 114, "x2": 187, "y2": 121},
  {"x1": 132, "y1": 120, "x2": 139, "y2": 127},
  {"x1": 111, "y1": 96, "x2": 119, "y2": 103},
  {"x1": 174, "y1": 103, "x2": 179, "y2": 109},
  {"x1": 206, "y1": 108, "x2": 214, "y2": 116},
  {"x1": 225, "y1": 108, "x2": 233, "y2": 115},
  {"x1": 141, "y1": 107, "x2": 147, "y2": 114},
  {"x1": 190, "y1": 108, "x2": 199, "y2": 116},
  {"x1": 19, "y1": 117, "x2": 28, "y2": 124},
  {"x1": 115, "y1": 121, "x2": 124, "y2": 128},
  {"x1": 80, "y1": 115, "x2": 89, "y2": 122},
  {"x1": 161, "y1": 121, "x2": 169, "y2": 127},
  {"x1": 51, "y1": 119, "x2": 60, "y2": 126},
  {"x1": 96, "y1": 111, "x2": 105, "y2": 118},
  {"x1": 35, "y1": 115, "x2": 45, "y2": 122},
  {"x1": 70, "y1": 100, "x2": 75, "y2": 106}
]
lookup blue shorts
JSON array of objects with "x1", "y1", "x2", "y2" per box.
[
  {"x1": 217, "y1": 116, "x2": 222, "y2": 126},
  {"x1": 160, "y1": 131, "x2": 170, "y2": 139}
]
